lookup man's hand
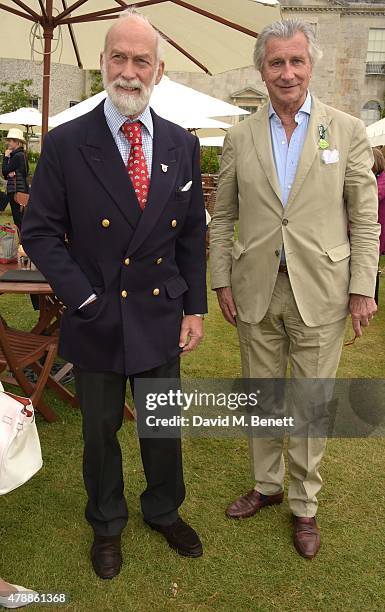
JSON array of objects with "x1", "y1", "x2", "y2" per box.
[
  {"x1": 179, "y1": 315, "x2": 204, "y2": 355},
  {"x1": 216, "y1": 287, "x2": 237, "y2": 326},
  {"x1": 349, "y1": 293, "x2": 377, "y2": 337},
  {"x1": 4, "y1": 149, "x2": 11, "y2": 158}
]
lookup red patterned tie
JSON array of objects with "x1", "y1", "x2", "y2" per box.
[{"x1": 121, "y1": 121, "x2": 150, "y2": 210}]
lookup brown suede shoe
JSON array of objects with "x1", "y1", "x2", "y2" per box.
[
  {"x1": 226, "y1": 489, "x2": 284, "y2": 519},
  {"x1": 293, "y1": 516, "x2": 320, "y2": 559}
]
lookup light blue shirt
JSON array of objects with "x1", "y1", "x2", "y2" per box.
[
  {"x1": 269, "y1": 91, "x2": 311, "y2": 263},
  {"x1": 269, "y1": 91, "x2": 312, "y2": 207},
  {"x1": 103, "y1": 96, "x2": 154, "y2": 175}
]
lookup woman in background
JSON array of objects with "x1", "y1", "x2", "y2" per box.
[{"x1": 2, "y1": 129, "x2": 29, "y2": 232}]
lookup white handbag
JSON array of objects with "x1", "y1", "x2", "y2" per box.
[{"x1": 0, "y1": 382, "x2": 43, "y2": 495}]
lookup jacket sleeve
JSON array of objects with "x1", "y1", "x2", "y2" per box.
[
  {"x1": 2, "y1": 152, "x2": 24, "y2": 177},
  {"x1": 1, "y1": 155, "x2": 13, "y2": 179},
  {"x1": 21, "y1": 132, "x2": 95, "y2": 312},
  {"x1": 343, "y1": 119, "x2": 380, "y2": 297},
  {"x1": 209, "y1": 130, "x2": 239, "y2": 289},
  {"x1": 175, "y1": 136, "x2": 208, "y2": 314}
]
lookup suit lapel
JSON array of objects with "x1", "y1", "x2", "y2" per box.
[
  {"x1": 249, "y1": 104, "x2": 282, "y2": 204},
  {"x1": 286, "y1": 97, "x2": 332, "y2": 208},
  {"x1": 79, "y1": 102, "x2": 142, "y2": 230},
  {"x1": 127, "y1": 110, "x2": 181, "y2": 256}
]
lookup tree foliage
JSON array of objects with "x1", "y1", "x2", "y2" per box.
[
  {"x1": 200, "y1": 147, "x2": 220, "y2": 174},
  {"x1": 89, "y1": 70, "x2": 104, "y2": 96},
  {"x1": 0, "y1": 79, "x2": 36, "y2": 113}
]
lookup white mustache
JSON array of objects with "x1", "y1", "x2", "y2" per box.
[{"x1": 113, "y1": 78, "x2": 143, "y2": 91}]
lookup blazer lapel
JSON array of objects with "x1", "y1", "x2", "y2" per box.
[
  {"x1": 249, "y1": 104, "x2": 282, "y2": 204},
  {"x1": 79, "y1": 102, "x2": 142, "y2": 230},
  {"x1": 127, "y1": 110, "x2": 181, "y2": 256},
  {"x1": 286, "y1": 97, "x2": 332, "y2": 208}
]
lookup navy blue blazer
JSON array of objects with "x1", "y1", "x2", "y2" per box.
[{"x1": 22, "y1": 102, "x2": 207, "y2": 375}]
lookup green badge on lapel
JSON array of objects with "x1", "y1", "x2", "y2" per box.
[{"x1": 318, "y1": 125, "x2": 329, "y2": 150}]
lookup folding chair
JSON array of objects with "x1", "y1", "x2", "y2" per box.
[{"x1": 0, "y1": 316, "x2": 77, "y2": 422}]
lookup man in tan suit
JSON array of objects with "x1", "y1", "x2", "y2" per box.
[{"x1": 210, "y1": 19, "x2": 379, "y2": 559}]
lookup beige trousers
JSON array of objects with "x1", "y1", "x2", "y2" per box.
[{"x1": 236, "y1": 272, "x2": 346, "y2": 517}]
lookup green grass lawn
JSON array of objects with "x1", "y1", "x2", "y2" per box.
[{"x1": 0, "y1": 223, "x2": 384, "y2": 611}]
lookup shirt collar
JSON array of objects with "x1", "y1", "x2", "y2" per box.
[
  {"x1": 269, "y1": 90, "x2": 312, "y2": 121},
  {"x1": 104, "y1": 96, "x2": 154, "y2": 139}
]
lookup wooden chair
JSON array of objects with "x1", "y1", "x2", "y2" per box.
[{"x1": 0, "y1": 316, "x2": 77, "y2": 422}]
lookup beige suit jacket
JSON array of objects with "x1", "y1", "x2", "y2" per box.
[{"x1": 210, "y1": 95, "x2": 380, "y2": 327}]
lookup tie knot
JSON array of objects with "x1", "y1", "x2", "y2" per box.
[{"x1": 122, "y1": 121, "x2": 142, "y2": 145}]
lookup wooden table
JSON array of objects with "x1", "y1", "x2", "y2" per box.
[
  {"x1": 0, "y1": 262, "x2": 63, "y2": 335},
  {"x1": 0, "y1": 262, "x2": 52, "y2": 293}
]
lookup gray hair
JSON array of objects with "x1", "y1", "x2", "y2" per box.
[
  {"x1": 253, "y1": 19, "x2": 323, "y2": 70},
  {"x1": 104, "y1": 7, "x2": 164, "y2": 62}
]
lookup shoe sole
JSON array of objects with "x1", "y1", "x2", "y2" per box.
[{"x1": 168, "y1": 543, "x2": 203, "y2": 558}]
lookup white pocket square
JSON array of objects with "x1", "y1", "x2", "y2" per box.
[
  {"x1": 180, "y1": 180, "x2": 192, "y2": 192},
  {"x1": 322, "y1": 149, "x2": 339, "y2": 164}
]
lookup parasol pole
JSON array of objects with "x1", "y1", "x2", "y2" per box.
[{"x1": 41, "y1": 0, "x2": 53, "y2": 139}]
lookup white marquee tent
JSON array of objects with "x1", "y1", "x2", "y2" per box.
[
  {"x1": 366, "y1": 117, "x2": 385, "y2": 147},
  {"x1": 50, "y1": 76, "x2": 248, "y2": 129}
]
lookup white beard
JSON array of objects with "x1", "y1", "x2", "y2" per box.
[{"x1": 102, "y1": 67, "x2": 157, "y2": 117}]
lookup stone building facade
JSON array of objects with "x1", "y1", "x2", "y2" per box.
[
  {"x1": 167, "y1": 0, "x2": 385, "y2": 126},
  {"x1": 0, "y1": 58, "x2": 85, "y2": 116},
  {"x1": 0, "y1": 0, "x2": 384, "y2": 127}
]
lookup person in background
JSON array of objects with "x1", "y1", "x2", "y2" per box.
[
  {"x1": 2, "y1": 129, "x2": 29, "y2": 232},
  {"x1": 372, "y1": 148, "x2": 385, "y2": 255}
]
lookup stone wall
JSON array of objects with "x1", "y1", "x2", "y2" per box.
[
  {"x1": 0, "y1": 58, "x2": 85, "y2": 116},
  {"x1": 167, "y1": 0, "x2": 385, "y2": 121}
]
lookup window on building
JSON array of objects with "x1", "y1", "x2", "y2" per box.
[
  {"x1": 366, "y1": 28, "x2": 385, "y2": 69},
  {"x1": 239, "y1": 105, "x2": 259, "y2": 120},
  {"x1": 239, "y1": 106, "x2": 258, "y2": 114},
  {"x1": 69, "y1": 100, "x2": 80, "y2": 107},
  {"x1": 361, "y1": 101, "x2": 381, "y2": 126},
  {"x1": 30, "y1": 97, "x2": 38, "y2": 109},
  {"x1": 231, "y1": 88, "x2": 267, "y2": 121}
]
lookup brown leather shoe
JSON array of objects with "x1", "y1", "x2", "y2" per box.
[
  {"x1": 226, "y1": 489, "x2": 284, "y2": 519},
  {"x1": 293, "y1": 516, "x2": 320, "y2": 559},
  {"x1": 91, "y1": 534, "x2": 122, "y2": 579}
]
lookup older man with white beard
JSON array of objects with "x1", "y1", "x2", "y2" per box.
[{"x1": 22, "y1": 9, "x2": 207, "y2": 579}]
